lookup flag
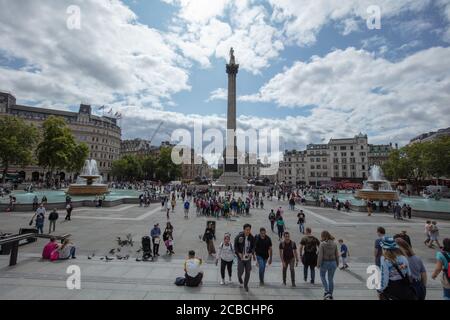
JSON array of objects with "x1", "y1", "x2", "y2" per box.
[
  {"x1": 117, "y1": 113, "x2": 122, "y2": 119},
  {"x1": 98, "y1": 105, "x2": 105, "y2": 111},
  {"x1": 108, "y1": 108, "x2": 113, "y2": 114},
  {"x1": 114, "y1": 112, "x2": 119, "y2": 117}
]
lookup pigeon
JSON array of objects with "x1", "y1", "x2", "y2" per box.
[
  {"x1": 105, "y1": 256, "x2": 114, "y2": 261},
  {"x1": 136, "y1": 258, "x2": 142, "y2": 262},
  {"x1": 88, "y1": 256, "x2": 92, "y2": 260},
  {"x1": 124, "y1": 255, "x2": 130, "y2": 260},
  {"x1": 117, "y1": 248, "x2": 121, "y2": 252},
  {"x1": 116, "y1": 255, "x2": 123, "y2": 260},
  {"x1": 109, "y1": 249, "x2": 116, "y2": 255}
]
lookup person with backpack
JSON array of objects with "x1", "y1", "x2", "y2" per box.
[
  {"x1": 268, "y1": 209, "x2": 276, "y2": 232},
  {"x1": 431, "y1": 238, "x2": 450, "y2": 300},
  {"x1": 317, "y1": 231, "x2": 339, "y2": 300},
  {"x1": 276, "y1": 216, "x2": 286, "y2": 241},
  {"x1": 216, "y1": 233, "x2": 235, "y2": 285},
  {"x1": 48, "y1": 209, "x2": 59, "y2": 234},
  {"x1": 255, "y1": 228, "x2": 273, "y2": 286},
  {"x1": 184, "y1": 200, "x2": 190, "y2": 219},
  {"x1": 297, "y1": 210, "x2": 305, "y2": 234},
  {"x1": 299, "y1": 227, "x2": 320, "y2": 284},
  {"x1": 377, "y1": 237, "x2": 417, "y2": 300},
  {"x1": 31, "y1": 204, "x2": 46, "y2": 234},
  {"x1": 396, "y1": 238, "x2": 427, "y2": 300},
  {"x1": 280, "y1": 232, "x2": 298, "y2": 287}
]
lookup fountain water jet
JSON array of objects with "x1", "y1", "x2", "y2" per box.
[
  {"x1": 67, "y1": 159, "x2": 109, "y2": 195},
  {"x1": 355, "y1": 165, "x2": 399, "y2": 201}
]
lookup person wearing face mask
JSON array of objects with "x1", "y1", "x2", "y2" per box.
[{"x1": 216, "y1": 233, "x2": 235, "y2": 285}]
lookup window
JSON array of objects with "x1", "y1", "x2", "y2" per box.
[
  {"x1": 361, "y1": 146, "x2": 364, "y2": 150},
  {"x1": 351, "y1": 152, "x2": 354, "y2": 156},
  {"x1": 311, "y1": 165, "x2": 315, "y2": 169},
  {"x1": 350, "y1": 146, "x2": 354, "y2": 150},
  {"x1": 322, "y1": 158, "x2": 327, "y2": 162},
  {"x1": 334, "y1": 165, "x2": 339, "y2": 170},
  {"x1": 362, "y1": 165, "x2": 366, "y2": 170},
  {"x1": 311, "y1": 158, "x2": 315, "y2": 162},
  {"x1": 333, "y1": 158, "x2": 339, "y2": 163},
  {"x1": 340, "y1": 146, "x2": 347, "y2": 150},
  {"x1": 342, "y1": 158, "x2": 347, "y2": 163},
  {"x1": 334, "y1": 152, "x2": 337, "y2": 157},
  {"x1": 316, "y1": 158, "x2": 320, "y2": 162},
  {"x1": 334, "y1": 146, "x2": 337, "y2": 150},
  {"x1": 341, "y1": 152, "x2": 347, "y2": 157}
]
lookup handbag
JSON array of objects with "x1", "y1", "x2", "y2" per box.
[
  {"x1": 29, "y1": 219, "x2": 34, "y2": 226},
  {"x1": 153, "y1": 237, "x2": 160, "y2": 245}
]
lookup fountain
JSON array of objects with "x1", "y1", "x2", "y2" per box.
[
  {"x1": 67, "y1": 159, "x2": 109, "y2": 196},
  {"x1": 355, "y1": 165, "x2": 399, "y2": 201}
]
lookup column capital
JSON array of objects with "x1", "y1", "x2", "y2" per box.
[{"x1": 226, "y1": 64, "x2": 239, "y2": 75}]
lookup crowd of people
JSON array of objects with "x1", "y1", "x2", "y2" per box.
[{"x1": 4, "y1": 181, "x2": 448, "y2": 300}]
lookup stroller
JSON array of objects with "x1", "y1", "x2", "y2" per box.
[{"x1": 141, "y1": 236, "x2": 153, "y2": 261}]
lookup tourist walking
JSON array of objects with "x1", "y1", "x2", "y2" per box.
[
  {"x1": 317, "y1": 231, "x2": 339, "y2": 300},
  {"x1": 203, "y1": 223, "x2": 216, "y2": 256},
  {"x1": 431, "y1": 238, "x2": 450, "y2": 300},
  {"x1": 234, "y1": 224, "x2": 256, "y2": 293},
  {"x1": 254, "y1": 227, "x2": 273, "y2": 285},
  {"x1": 396, "y1": 238, "x2": 427, "y2": 300},
  {"x1": 48, "y1": 209, "x2": 59, "y2": 234},
  {"x1": 268, "y1": 209, "x2": 276, "y2": 232},
  {"x1": 299, "y1": 227, "x2": 320, "y2": 284},
  {"x1": 377, "y1": 237, "x2": 417, "y2": 300},
  {"x1": 424, "y1": 221, "x2": 432, "y2": 246},
  {"x1": 338, "y1": 239, "x2": 349, "y2": 270},
  {"x1": 32, "y1": 195, "x2": 39, "y2": 211},
  {"x1": 163, "y1": 228, "x2": 174, "y2": 255},
  {"x1": 216, "y1": 233, "x2": 235, "y2": 285},
  {"x1": 374, "y1": 226, "x2": 386, "y2": 267},
  {"x1": 429, "y1": 221, "x2": 442, "y2": 249},
  {"x1": 280, "y1": 232, "x2": 298, "y2": 287},
  {"x1": 31, "y1": 204, "x2": 46, "y2": 234},
  {"x1": 184, "y1": 200, "x2": 190, "y2": 219},
  {"x1": 297, "y1": 210, "x2": 305, "y2": 234},
  {"x1": 394, "y1": 230, "x2": 412, "y2": 247},
  {"x1": 276, "y1": 216, "x2": 286, "y2": 241},
  {"x1": 150, "y1": 224, "x2": 161, "y2": 256},
  {"x1": 65, "y1": 202, "x2": 73, "y2": 221}
]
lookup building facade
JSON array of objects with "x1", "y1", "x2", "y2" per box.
[
  {"x1": 0, "y1": 91, "x2": 121, "y2": 181},
  {"x1": 409, "y1": 127, "x2": 450, "y2": 144},
  {"x1": 120, "y1": 139, "x2": 158, "y2": 158},
  {"x1": 368, "y1": 143, "x2": 395, "y2": 167},
  {"x1": 277, "y1": 134, "x2": 394, "y2": 185}
]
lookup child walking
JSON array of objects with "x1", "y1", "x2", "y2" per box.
[{"x1": 338, "y1": 239, "x2": 349, "y2": 270}]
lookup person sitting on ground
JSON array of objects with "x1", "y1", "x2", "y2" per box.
[
  {"x1": 184, "y1": 250, "x2": 203, "y2": 287},
  {"x1": 42, "y1": 237, "x2": 58, "y2": 260},
  {"x1": 57, "y1": 239, "x2": 77, "y2": 260}
]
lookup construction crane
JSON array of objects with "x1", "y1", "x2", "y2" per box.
[{"x1": 148, "y1": 121, "x2": 164, "y2": 146}]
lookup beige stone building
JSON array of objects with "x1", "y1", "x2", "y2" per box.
[{"x1": 0, "y1": 91, "x2": 121, "y2": 181}]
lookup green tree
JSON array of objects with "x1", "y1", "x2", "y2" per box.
[
  {"x1": 36, "y1": 116, "x2": 81, "y2": 182},
  {"x1": 111, "y1": 155, "x2": 143, "y2": 181},
  {"x1": 155, "y1": 147, "x2": 181, "y2": 182},
  {"x1": 0, "y1": 116, "x2": 39, "y2": 183},
  {"x1": 424, "y1": 136, "x2": 450, "y2": 181},
  {"x1": 67, "y1": 142, "x2": 90, "y2": 173},
  {"x1": 142, "y1": 155, "x2": 157, "y2": 180},
  {"x1": 213, "y1": 168, "x2": 222, "y2": 179}
]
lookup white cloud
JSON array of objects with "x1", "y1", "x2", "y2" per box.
[
  {"x1": 207, "y1": 88, "x2": 227, "y2": 102},
  {"x1": 165, "y1": 0, "x2": 284, "y2": 74},
  {"x1": 240, "y1": 46, "x2": 450, "y2": 145},
  {"x1": 269, "y1": 0, "x2": 431, "y2": 46},
  {"x1": 0, "y1": 0, "x2": 190, "y2": 107}
]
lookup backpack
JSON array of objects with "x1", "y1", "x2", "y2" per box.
[
  {"x1": 443, "y1": 252, "x2": 450, "y2": 282},
  {"x1": 174, "y1": 277, "x2": 186, "y2": 286},
  {"x1": 36, "y1": 213, "x2": 45, "y2": 225}
]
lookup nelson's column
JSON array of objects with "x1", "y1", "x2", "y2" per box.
[{"x1": 217, "y1": 48, "x2": 247, "y2": 187}]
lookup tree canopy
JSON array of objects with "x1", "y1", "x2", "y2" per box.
[{"x1": 0, "y1": 116, "x2": 39, "y2": 183}]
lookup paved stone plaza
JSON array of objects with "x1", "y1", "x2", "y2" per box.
[{"x1": 0, "y1": 195, "x2": 449, "y2": 300}]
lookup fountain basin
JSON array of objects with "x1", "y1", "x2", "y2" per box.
[
  {"x1": 67, "y1": 184, "x2": 109, "y2": 196},
  {"x1": 355, "y1": 189, "x2": 399, "y2": 201}
]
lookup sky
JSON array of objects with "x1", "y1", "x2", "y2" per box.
[{"x1": 1, "y1": 0, "x2": 450, "y2": 161}]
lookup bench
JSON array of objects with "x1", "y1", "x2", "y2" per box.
[{"x1": 0, "y1": 232, "x2": 71, "y2": 266}]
